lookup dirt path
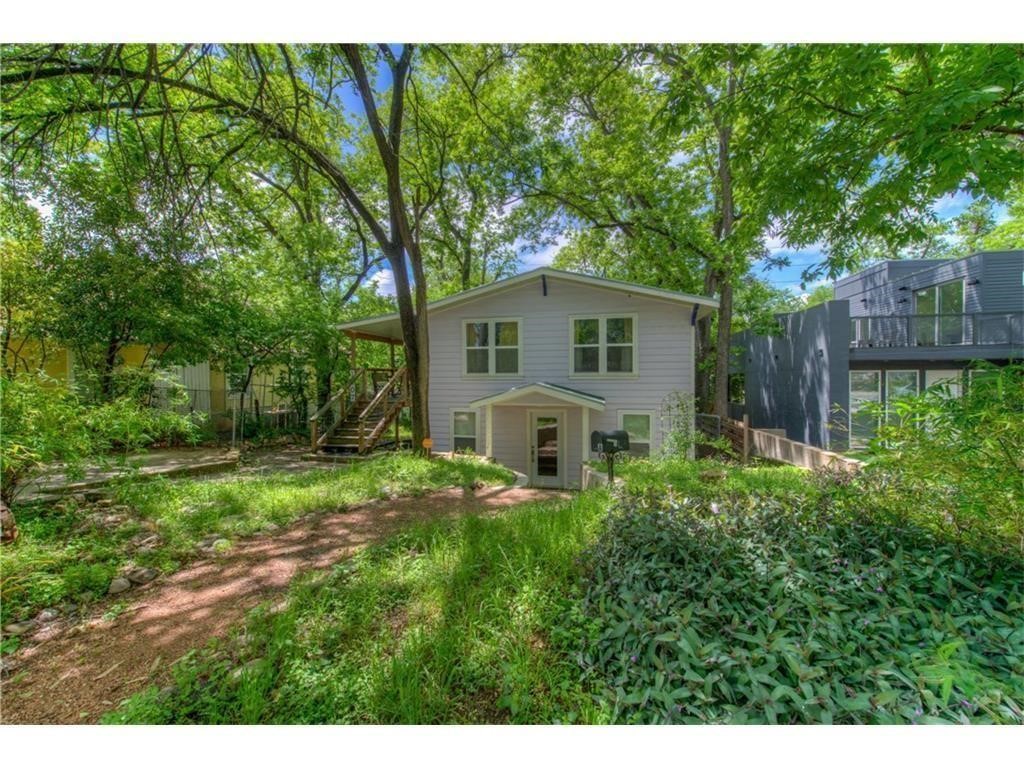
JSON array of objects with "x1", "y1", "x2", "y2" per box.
[{"x1": 0, "y1": 485, "x2": 561, "y2": 724}]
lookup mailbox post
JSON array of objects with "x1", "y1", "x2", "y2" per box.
[{"x1": 590, "y1": 429, "x2": 630, "y2": 484}]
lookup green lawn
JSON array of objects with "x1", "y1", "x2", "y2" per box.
[
  {"x1": 0, "y1": 454, "x2": 515, "y2": 626},
  {"x1": 103, "y1": 490, "x2": 611, "y2": 724},
  {"x1": 17, "y1": 453, "x2": 1021, "y2": 725}
]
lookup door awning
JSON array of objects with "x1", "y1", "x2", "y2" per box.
[{"x1": 469, "y1": 382, "x2": 606, "y2": 411}]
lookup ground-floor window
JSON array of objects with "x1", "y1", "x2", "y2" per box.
[
  {"x1": 618, "y1": 411, "x2": 653, "y2": 457},
  {"x1": 849, "y1": 371, "x2": 881, "y2": 449},
  {"x1": 924, "y1": 369, "x2": 963, "y2": 397},
  {"x1": 451, "y1": 410, "x2": 478, "y2": 454},
  {"x1": 884, "y1": 370, "x2": 918, "y2": 419}
]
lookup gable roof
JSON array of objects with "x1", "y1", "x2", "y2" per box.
[
  {"x1": 339, "y1": 267, "x2": 719, "y2": 340},
  {"x1": 469, "y1": 381, "x2": 606, "y2": 410}
]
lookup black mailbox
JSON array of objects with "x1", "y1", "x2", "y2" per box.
[
  {"x1": 590, "y1": 430, "x2": 630, "y2": 483},
  {"x1": 591, "y1": 430, "x2": 630, "y2": 455}
]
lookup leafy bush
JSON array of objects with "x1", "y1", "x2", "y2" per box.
[
  {"x1": 0, "y1": 373, "x2": 201, "y2": 505},
  {"x1": 0, "y1": 374, "x2": 94, "y2": 504},
  {"x1": 61, "y1": 562, "x2": 116, "y2": 600},
  {"x1": 866, "y1": 362, "x2": 1024, "y2": 553},
  {"x1": 564, "y1": 482, "x2": 1024, "y2": 724}
]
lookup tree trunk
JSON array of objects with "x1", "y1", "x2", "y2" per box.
[
  {"x1": 711, "y1": 55, "x2": 737, "y2": 418},
  {"x1": 713, "y1": 279, "x2": 734, "y2": 417},
  {"x1": 100, "y1": 332, "x2": 121, "y2": 401}
]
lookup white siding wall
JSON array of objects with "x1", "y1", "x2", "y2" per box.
[{"x1": 428, "y1": 275, "x2": 696, "y2": 486}]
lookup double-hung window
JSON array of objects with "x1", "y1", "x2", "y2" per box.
[
  {"x1": 571, "y1": 315, "x2": 637, "y2": 376},
  {"x1": 618, "y1": 411, "x2": 653, "y2": 457},
  {"x1": 451, "y1": 410, "x2": 478, "y2": 453},
  {"x1": 464, "y1": 319, "x2": 521, "y2": 376}
]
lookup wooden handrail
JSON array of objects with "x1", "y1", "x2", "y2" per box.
[
  {"x1": 310, "y1": 367, "x2": 365, "y2": 452},
  {"x1": 310, "y1": 367, "x2": 363, "y2": 424},
  {"x1": 359, "y1": 366, "x2": 405, "y2": 421}
]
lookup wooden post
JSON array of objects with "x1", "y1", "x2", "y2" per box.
[
  {"x1": 311, "y1": 418, "x2": 318, "y2": 454},
  {"x1": 348, "y1": 333, "x2": 356, "y2": 370},
  {"x1": 742, "y1": 413, "x2": 751, "y2": 463},
  {"x1": 395, "y1": 405, "x2": 400, "y2": 451},
  {"x1": 485, "y1": 404, "x2": 494, "y2": 458},
  {"x1": 581, "y1": 405, "x2": 589, "y2": 458},
  {"x1": 390, "y1": 342, "x2": 396, "y2": 371}
]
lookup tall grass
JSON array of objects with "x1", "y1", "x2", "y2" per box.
[
  {"x1": 104, "y1": 491, "x2": 612, "y2": 724},
  {"x1": 1, "y1": 454, "x2": 515, "y2": 624}
]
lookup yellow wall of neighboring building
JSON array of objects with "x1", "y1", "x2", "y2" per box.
[
  {"x1": 6, "y1": 339, "x2": 300, "y2": 415},
  {"x1": 210, "y1": 367, "x2": 227, "y2": 413},
  {"x1": 4, "y1": 339, "x2": 70, "y2": 382}
]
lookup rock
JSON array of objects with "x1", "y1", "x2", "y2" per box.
[
  {"x1": 157, "y1": 685, "x2": 178, "y2": 701},
  {"x1": 211, "y1": 538, "x2": 231, "y2": 552},
  {"x1": 102, "y1": 514, "x2": 126, "y2": 527},
  {"x1": 230, "y1": 658, "x2": 265, "y2": 681},
  {"x1": 699, "y1": 469, "x2": 728, "y2": 483},
  {"x1": 199, "y1": 534, "x2": 221, "y2": 547},
  {"x1": 37, "y1": 608, "x2": 61, "y2": 623},
  {"x1": 262, "y1": 523, "x2": 280, "y2": 533},
  {"x1": 126, "y1": 567, "x2": 159, "y2": 585},
  {"x1": 93, "y1": 497, "x2": 114, "y2": 508},
  {"x1": 1, "y1": 500, "x2": 17, "y2": 544},
  {"x1": 3, "y1": 620, "x2": 37, "y2": 636},
  {"x1": 0, "y1": 656, "x2": 19, "y2": 677},
  {"x1": 107, "y1": 577, "x2": 132, "y2": 595},
  {"x1": 132, "y1": 534, "x2": 162, "y2": 552},
  {"x1": 84, "y1": 490, "x2": 105, "y2": 502}
]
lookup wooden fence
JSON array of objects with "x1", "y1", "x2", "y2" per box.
[{"x1": 722, "y1": 415, "x2": 862, "y2": 473}]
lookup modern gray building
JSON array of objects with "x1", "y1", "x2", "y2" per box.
[{"x1": 731, "y1": 250, "x2": 1023, "y2": 449}]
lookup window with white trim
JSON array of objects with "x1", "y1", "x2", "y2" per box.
[
  {"x1": 571, "y1": 315, "x2": 636, "y2": 375},
  {"x1": 849, "y1": 371, "x2": 881, "y2": 449},
  {"x1": 618, "y1": 411, "x2": 652, "y2": 457},
  {"x1": 451, "y1": 410, "x2": 478, "y2": 454},
  {"x1": 884, "y1": 370, "x2": 918, "y2": 424},
  {"x1": 464, "y1": 319, "x2": 521, "y2": 376}
]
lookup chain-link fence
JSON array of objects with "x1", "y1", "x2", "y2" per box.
[{"x1": 152, "y1": 380, "x2": 308, "y2": 445}]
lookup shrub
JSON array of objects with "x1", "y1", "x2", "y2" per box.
[
  {"x1": 866, "y1": 362, "x2": 1024, "y2": 553},
  {"x1": 0, "y1": 372, "x2": 201, "y2": 505},
  {"x1": 563, "y1": 483, "x2": 1024, "y2": 724}
]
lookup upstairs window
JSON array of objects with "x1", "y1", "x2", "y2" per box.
[
  {"x1": 571, "y1": 315, "x2": 636, "y2": 375},
  {"x1": 464, "y1": 319, "x2": 521, "y2": 376}
]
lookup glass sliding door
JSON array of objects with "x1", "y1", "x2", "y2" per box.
[
  {"x1": 914, "y1": 281, "x2": 965, "y2": 345},
  {"x1": 885, "y1": 370, "x2": 918, "y2": 422},
  {"x1": 849, "y1": 371, "x2": 881, "y2": 449},
  {"x1": 938, "y1": 281, "x2": 965, "y2": 344}
]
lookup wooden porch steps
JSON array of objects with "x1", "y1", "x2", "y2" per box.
[{"x1": 310, "y1": 367, "x2": 409, "y2": 455}]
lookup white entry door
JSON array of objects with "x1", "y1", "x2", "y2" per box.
[{"x1": 528, "y1": 410, "x2": 563, "y2": 488}]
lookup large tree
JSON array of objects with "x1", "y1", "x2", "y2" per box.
[{"x1": 1, "y1": 43, "x2": 446, "y2": 447}]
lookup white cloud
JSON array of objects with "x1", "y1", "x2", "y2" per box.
[
  {"x1": 27, "y1": 195, "x2": 53, "y2": 220},
  {"x1": 518, "y1": 233, "x2": 569, "y2": 271},
  {"x1": 931, "y1": 190, "x2": 973, "y2": 219},
  {"x1": 369, "y1": 268, "x2": 396, "y2": 297}
]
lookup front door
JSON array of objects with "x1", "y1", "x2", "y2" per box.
[{"x1": 529, "y1": 411, "x2": 563, "y2": 488}]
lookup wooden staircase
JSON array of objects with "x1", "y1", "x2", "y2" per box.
[{"x1": 310, "y1": 367, "x2": 408, "y2": 455}]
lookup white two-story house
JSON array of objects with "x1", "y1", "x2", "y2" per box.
[{"x1": 327, "y1": 268, "x2": 718, "y2": 488}]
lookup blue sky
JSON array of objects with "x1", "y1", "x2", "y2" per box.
[
  {"x1": 370, "y1": 190, "x2": 1007, "y2": 299},
  {"x1": 501, "y1": 190, "x2": 1011, "y2": 299}
]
